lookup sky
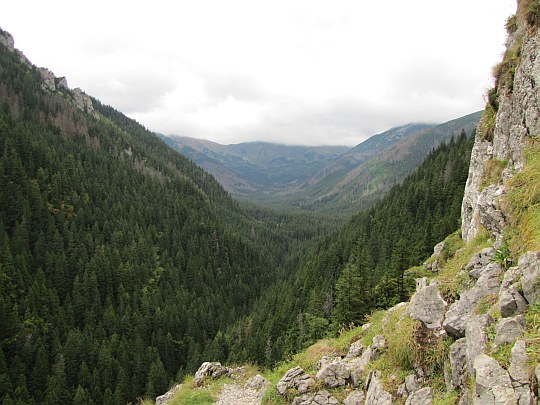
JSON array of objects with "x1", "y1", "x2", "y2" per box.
[{"x1": 2, "y1": 0, "x2": 516, "y2": 146}]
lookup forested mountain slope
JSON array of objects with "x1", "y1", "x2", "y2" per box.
[{"x1": 0, "y1": 28, "x2": 332, "y2": 404}]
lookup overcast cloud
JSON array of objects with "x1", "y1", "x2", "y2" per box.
[{"x1": 2, "y1": 0, "x2": 516, "y2": 146}]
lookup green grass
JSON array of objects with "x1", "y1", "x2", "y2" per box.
[
  {"x1": 433, "y1": 389, "x2": 459, "y2": 405},
  {"x1": 506, "y1": 140, "x2": 540, "y2": 256},
  {"x1": 524, "y1": 304, "x2": 540, "y2": 372},
  {"x1": 480, "y1": 159, "x2": 508, "y2": 191}
]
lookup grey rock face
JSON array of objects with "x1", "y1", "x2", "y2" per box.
[
  {"x1": 494, "y1": 315, "x2": 526, "y2": 350},
  {"x1": 38, "y1": 68, "x2": 56, "y2": 92},
  {"x1": 473, "y1": 354, "x2": 516, "y2": 404},
  {"x1": 477, "y1": 184, "x2": 507, "y2": 242},
  {"x1": 465, "y1": 314, "x2": 494, "y2": 376},
  {"x1": 73, "y1": 88, "x2": 98, "y2": 118},
  {"x1": 316, "y1": 361, "x2": 350, "y2": 388},
  {"x1": 194, "y1": 362, "x2": 229, "y2": 385},
  {"x1": 397, "y1": 374, "x2": 420, "y2": 398},
  {"x1": 499, "y1": 282, "x2": 527, "y2": 318},
  {"x1": 449, "y1": 338, "x2": 468, "y2": 389},
  {"x1": 346, "y1": 340, "x2": 365, "y2": 358},
  {"x1": 365, "y1": 371, "x2": 393, "y2": 405},
  {"x1": 276, "y1": 366, "x2": 315, "y2": 395},
  {"x1": 408, "y1": 280, "x2": 447, "y2": 328},
  {"x1": 343, "y1": 390, "x2": 365, "y2": 405},
  {"x1": 405, "y1": 387, "x2": 432, "y2": 405},
  {"x1": 0, "y1": 30, "x2": 15, "y2": 50},
  {"x1": 155, "y1": 384, "x2": 182, "y2": 405},
  {"x1": 466, "y1": 248, "x2": 496, "y2": 279},
  {"x1": 443, "y1": 263, "x2": 503, "y2": 338},
  {"x1": 509, "y1": 340, "x2": 534, "y2": 405},
  {"x1": 520, "y1": 251, "x2": 540, "y2": 305},
  {"x1": 293, "y1": 390, "x2": 339, "y2": 405}
]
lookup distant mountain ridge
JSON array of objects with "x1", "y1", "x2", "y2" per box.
[{"x1": 164, "y1": 112, "x2": 482, "y2": 216}]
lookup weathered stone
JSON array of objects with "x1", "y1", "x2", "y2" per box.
[
  {"x1": 155, "y1": 384, "x2": 182, "y2": 405},
  {"x1": 194, "y1": 362, "x2": 229, "y2": 385},
  {"x1": 343, "y1": 389, "x2": 365, "y2": 405},
  {"x1": 276, "y1": 366, "x2": 315, "y2": 395},
  {"x1": 473, "y1": 354, "x2": 516, "y2": 404},
  {"x1": 494, "y1": 315, "x2": 526, "y2": 350},
  {"x1": 38, "y1": 67, "x2": 56, "y2": 91},
  {"x1": 500, "y1": 283, "x2": 528, "y2": 318},
  {"x1": 477, "y1": 184, "x2": 507, "y2": 242},
  {"x1": 405, "y1": 387, "x2": 432, "y2": 405},
  {"x1": 362, "y1": 323, "x2": 372, "y2": 331},
  {"x1": 346, "y1": 340, "x2": 365, "y2": 359},
  {"x1": 508, "y1": 340, "x2": 535, "y2": 405},
  {"x1": 466, "y1": 248, "x2": 496, "y2": 279},
  {"x1": 443, "y1": 263, "x2": 503, "y2": 338},
  {"x1": 465, "y1": 314, "x2": 494, "y2": 376},
  {"x1": 408, "y1": 279, "x2": 447, "y2": 328},
  {"x1": 365, "y1": 371, "x2": 393, "y2": 405},
  {"x1": 317, "y1": 356, "x2": 341, "y2": 370},
  {"x1": 293, "y1": 390, "x2": 339, "y2": 405},
  {"x1": 72, "y1": 88, "x2": 98, "y2": 118},
  {"x1": 245, "y1": 374, "x2": 270, "y2": 391},
  {"x1": 0, "y1": 30, "x2": 15, "y2": 50},
  {"x1": 520, "y1": 252, "x2": 540, "y2": 305},
  {"x1": 449, "y1": 338, "x2": 469, "y2": 389},
  {"x1": 316, "y1": 361, "x2": 350, "y2": 388},
  {"x1": 372, "y1": 335, "x2": 386, "y2": 352},
  {"x1": 397, "y1": 374, "x2": 420, "y2": 398},
  {"x1": 57, "y1": 77, "x2": 69, "y2": 89}
]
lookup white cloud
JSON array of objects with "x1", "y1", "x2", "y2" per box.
[{"x1": 1, "y1": 0, "x2": 516, "y2": 146}]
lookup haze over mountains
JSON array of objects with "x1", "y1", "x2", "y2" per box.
[{"x1": 164, "y1": 111, "x2": 481, "y2": 216}]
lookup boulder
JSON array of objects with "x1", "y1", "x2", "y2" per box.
[
  {"x1": 194, "y1": 362, "x2": 229, "y2": 385},
  {"x1": 473, "y1": 354, "x2": 516, "y2": 404},
  {"x1": 443, "y1": 262, "x2": 503, "y2": 338},
  {"x1": 245, "y1": 374, "x2": 270, "y2": 391},
  {"x1": 405, "y1": 387, "x2": 432, "y2": 405},
  {"x1": 408, "y1": 279, "x2": 447, "y2": 328},
  {"x1": 343, "y1": 390, "x2": 365, "y2": 405},
  {"x1": 292, "y1": 390, "x2": 339, "y2": 405},
  {"x1": 316, "y1": 361, "x2": 350, "y2": 388},
  {"x1": 499, "y1": 283, "x2": 528, "y2": 318},
  {"x1": 520, "y1": 251, "x2": 540, "y2": 305},
  {"x1": 276, "y1": 366, "x2": 315, "y2": 395},
  {"x1": 397, "y1": 374, "x2": 420, "y2": 398},
  {"x1": 466, "y1": 248, "x2": 496, "y2": 279},
  {"x1": 465, "y1": 314, "x2": 494, "y2": 375},
  {"x1": 509, "y1": 340, "x2": 535, "y2": 405},
  {"x1": 449, "y1": 338, "x2": 468, "y2": 389},
  {"x1": 365, "y1": 371, "x2": 393, "y2": 405},
  {"x1": 346, "y1": 340, "x2": 365, "y2": 358},
  {"x1": 493, "y1": 315, "x2": 526, "y2": 350}
]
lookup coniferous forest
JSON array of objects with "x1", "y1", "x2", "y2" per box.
[{"x1": 0, "y1": 30, "x2": 474, "y2": 404}]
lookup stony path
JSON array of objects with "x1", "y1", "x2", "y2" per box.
[{"x1": 215, "y1": 383, "x2": 263, "y2": 405}]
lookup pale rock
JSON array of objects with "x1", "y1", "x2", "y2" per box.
[
  {"x1": 473, "y1": 354, "x2": 516, "y2": 404},
  {"x1": 155, "y1": 384, "x2": 181, "y2": 405},
  {"x1": 57, "y1": 77, "x2": 69, "y2": 89},
  {"x1": 397, "y1": 374, "x2": 420, "y2": 398},
  {"x1": 194, "y1": 362, "x2": 229, "y2": 385},
  {"x1": 465, "y1": 314, "x2": 494, "y2": 376},
  {"x1": 449, "y1": 338, "x2": 468, "y2": 389},
  {"x1": 316, "y1": 361, "x2": 350, "y2": 388},
  {"x1": 371, "y1": 335, "x2": 386, "y2": 352},
  {"x1": 494, "y1": 315, "x2": 526, "y2": 350},
  {"x1": 38, "y1": 67, "x2": 56, "y2": 91},
  {"x1": 245, "y1": 374, "x2": 270, "y2": 392},
  {"x1": 466, "y1": 248, "x2": 496, "y2": 279},
  {"x1": 346, "y1": 340, "x2": 364, "y2": 359},
  {"x1": 405, "y1": 387, "x2": 432, "y2": 405},
  {"x1": 72, "y1": 88, "x2": 98, "y2": 117},
  {"x1": 509, "y1": 340, "x2": 535, "y2": 405},
  {"x1": 0, "y1": 30, "x2": 15, "y2": 50},
  {"x1": 443, "y1": 263, "x2": 503, "y2": 338},
  {"x1": 343, "y1": 390, "x2": 365, "y2": 405},
  {"x1": 520, "y1": 252, "x2": 540, "y2": 305},
  {"x1": 499, "y1": 283, "x2": 527, "y2": 318},
  {"x1": 365, "y1": 371, "x2": 393, "y2": 405},
  {"x1": 477, "y1": 184, "x2": 507, "y2": 242},
  {"x1": 276, "y1": 366, "x2": 315, "y2": 395},
  {"x1": 408, "y1": 279, "x2": 447, "y2": 328},
  {"x1": 293, "y1": 390, "x2": 339, "y2": 405},
  {"x1": 362, "y1": 323, "x2": 372, "y2": 331},
  {"x1": 317, "y1": 356, "x2": 341, "y2": 370}
]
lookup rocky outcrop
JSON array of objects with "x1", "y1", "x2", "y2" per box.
[
  {"x1": 0, "y1": 29, "x2": 14, "y2": 50},
  {"x1": 276, "y1": 366, "x2": 315, "y2": 395},
  {"x1": 473, "y1": 354, "x2": 516, "y2": 404},
  {"x1": 408, "y1": 279, "x2": 447, "y2": 328},
  {"x1": 194, "y1": 362, "x2": 229, "y2": 386},
  {"x1": 155, "y1": 384, "x2": 182, "y2": 405},
  {"x1": 365, "y1": 371, "x2": 393, "y2": 405},
  {"x1": 493, "y1": 315, "x2": 526, "y2": 349},
  {"x1": 292, "y1": 390, "x2": 339, "y2": 405},
  {"x1": 316, "y1": 361, "x2": 350, "y2": 388},
  {"x1": 520, "y1": 252, "x2": 540, "y2": 305},
  {"x1": 343, "y1": 390, "x2": 365, "y2": 405},
  {"x1": 405, "y1": 387, "x2": 432, "y2": 405}
]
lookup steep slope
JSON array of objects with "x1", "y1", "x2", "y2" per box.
[
  {"x1": 161, "y1": 135, "x2": 348, "y2": 196},
  {"x1": 289, "y1": 112, "x2": 481, "y2": 215},
  {"x1": 0, "y1": 28, "x2": 333, "y2": 405}
]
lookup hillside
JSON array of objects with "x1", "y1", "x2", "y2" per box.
[
  {"x1": 0, "y1": 28, "x2": 335, "y2": 404},
  {"x1": 159, "y1": 1, "x2": 540, "y2": 404}
]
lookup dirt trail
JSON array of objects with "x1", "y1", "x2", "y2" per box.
[{"x1": 215, "y1": 383, "x2": 263, "y2": 405}]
